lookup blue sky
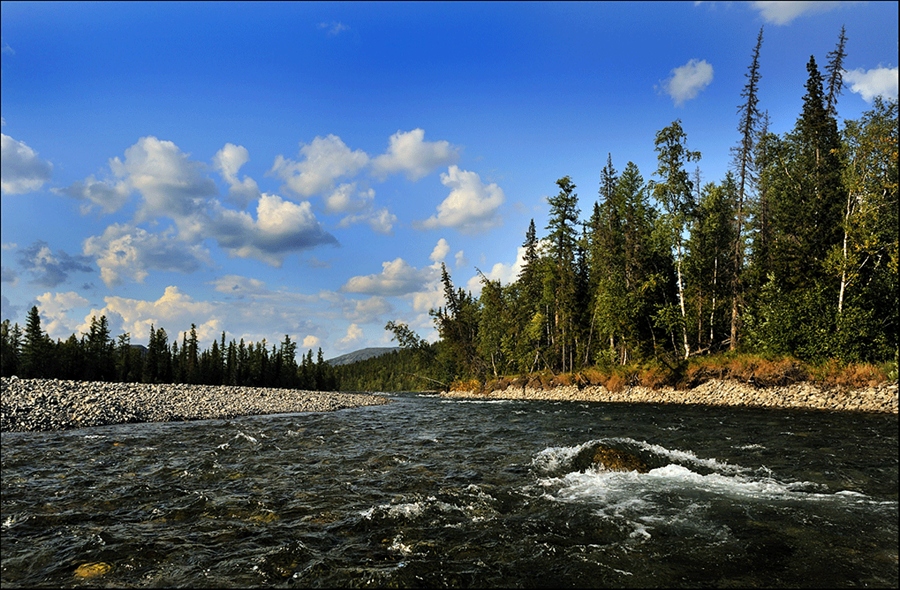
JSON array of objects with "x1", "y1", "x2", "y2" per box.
[{"x1": 2, "y1": 1, "x2": 898, "y2": 359}]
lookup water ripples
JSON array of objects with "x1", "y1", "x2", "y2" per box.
[{"x1": 2, "y1": 395, "x2": 897, "y2": 587}]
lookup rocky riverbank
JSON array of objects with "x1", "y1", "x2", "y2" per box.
[
  {"x1": 441, "y1": 378, "x2": 899, "y2": 413},
  {"x1": 0, "y1": 377, "x2": 390, "y2": 433}
]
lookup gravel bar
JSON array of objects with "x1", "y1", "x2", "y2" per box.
[
  {"x1": 442, "y1": 379, "x2": 899, "y2": 414},
  {"x1": 1, "y1": 377, "x2": 391, "y2": 433}
]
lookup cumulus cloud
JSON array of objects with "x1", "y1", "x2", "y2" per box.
[
  {"x1": 60, "y1": 136, "x2": 213, "y2": 220},
  {"x1": 371, "y1": 128, "x2": 460, "y2": 181},
  {"x1": 17, "y1": 241, "x2": 94, "y2": 288},
  {"x1": 1, "y1": 133, "x2": 53, "y2": 194},
  {"x1": 270, "y1": 134, "x2": 369, "y2": 198},
  {"x1": 83, "y1": 224, "x2": 212, "y2": 287},
  {"x1": 36, "y1": 291, "x2": 91, "y2": 340},
  {"x1": 341, "y1": 258, "x2": 437, "y2": 296},
  {"x1": 56, "y1": 175, "x2": 130, "y2": 213},
  {"x1": 338, "y1": 206, "x2": 397, "y2": 234},
  {"x1": 70, "y1": 137, "x2": 337, "y2": 273},
  {"x1": 346, "y1": 296, "x2": 392, "y2": 324},
  {"x1": 303, "y1": 334, "x2": 321, "y2": 349},
  {"x1": 661, "y1": 59, "x2": 714, "y2": 106},
  {"x1": 750, "y1": 1, "x2": 845, "y2": 25},
  {"x1": 430, "y1": 238, "x2": 450, "y2": 263},
  {"x1": 324, "y1": 184, "x2": 397, "y2": 234},
  {"x1": 418, "y1": 166, "x2": 505, "y2": 234},
  {"x1": 206, "y1": 193, "x2": 338, "y2": 264},
  {"x1": 109, "y1": 136, "x2": 217, "y2": 225},
  {"x1": 213, "y1": 142, "x2": 261, "y2": 208},
  {"x1": 337, "y1": 322, "x2": 364, "y2": 349},
  {"x1": 843, "y1": 67, "x2": 899, "y2": 102},
  {"x1": 81, "y1": 285, "x2": 219, "y2": 343}
]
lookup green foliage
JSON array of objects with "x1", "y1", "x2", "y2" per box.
[
  {"x1": 2, "y1": 31, "x2": 895, "y2": 390},
  {"x1": 333, "y1": 344, "x2": 444, "y2": 392}
]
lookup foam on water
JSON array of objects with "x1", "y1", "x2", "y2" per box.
[{"x1": 533, "y1": 438, "x2": 876, "y2": 506}]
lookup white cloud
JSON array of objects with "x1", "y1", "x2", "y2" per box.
[
  {"x1": 71, "y1": 137, "x2": 337, "y2": 272},
  {"x1": 341, "y1": 257, "x2": 437, "y2": 296},
  {"x1": 207, "y1": 193, "x2": 338, "y2": 265},
  {"x1": 110, "y1": 136, "x2": 217, "y2": 225},
  {"x1": 338, "y1": 207, "x2": 397, "y2": 234},
  {"x1": 430, "y1": 238, "x2": 450, "y2": 263},
  {"x1": 213, "y1": 143, "x2": 261, "y2": 208},
  {"x1": 303, "y1": 334, "x2": 321, "y2": 349},
  {"x1": 418, "y1": 166, "x2": 505, "y2": 234},
  {"x1": 337, "y1": 323, "x2": 364, "y2": 349},
  {"x1": 346, "y1": 296, "x2": 392, "y2": 323},
  {"x1": 662, "y1": 59, "x2": 714, "y2": 106},
  {"x1": 82, "y1": 223, "x2": 212, "y2": 287},
  {"x1": 371, "y1": 128, "x2": 460, "y2": 181},
  {"x1": 36, "y1": 291, "x2": 90, "y2": 340},
  {"x1": 81, "y1": 285, "x2": 219, "y2": 343},
  {"x1": 843, "y1": 67, "x2": 899, "y2": 102},
  {"x1": 1, "y1": 133, "x2": 53, "y2": 194},
  {"x1": 56, "y1": 175, "x2": 130, "y2": 213},
  {"x1": 270, "y1": 134, "x2": 369, "y2": 198},
  {"x1": 318, "y1": 21, "x2": 349, "y2": 36},
  {"x1": 326, "y1": 184, "x2": 397, "y2": 234},
  {"x1": 324, "y1": 183, "x2": 368, "y2": 214},
  {"x1": 750, "y1": 1, "x2": 846, "y2": 25}
]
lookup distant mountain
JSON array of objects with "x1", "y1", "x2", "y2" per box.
[{"x1": 326, "y1": 347, "x2": 400, "y2": 366}]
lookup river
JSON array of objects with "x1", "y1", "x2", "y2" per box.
[{"x1": 1, "y1": 393, "x2": 897, "y2": 588}]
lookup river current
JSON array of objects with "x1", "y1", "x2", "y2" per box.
[{"x1": 1, "y1": 393, "x2": 897, "y2": 588}]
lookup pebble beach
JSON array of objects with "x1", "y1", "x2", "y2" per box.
[
  {"x1": 2, "y1": 376, "x2": 896, "y2": 433},
  {"x1": 442, "y1": 378, "x2": 899, "y2": 414},
  {"x1": 0, "y1": 377, "x2": 390, "y2": 433}
]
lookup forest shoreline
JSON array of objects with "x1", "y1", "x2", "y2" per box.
[{"x1": 440, "y1": 378, "x2": 899, "y2": 414}]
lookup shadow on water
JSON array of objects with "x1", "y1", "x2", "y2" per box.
[{"x1": 2, "y1": 393, "x2": 897, "y2": 588}]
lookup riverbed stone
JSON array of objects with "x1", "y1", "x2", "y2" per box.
[
  {"x1": 442, "y1": 378, "x2": 898, "y2": 414},
  {"x1": 1, "y1": 378, "x2": 390, "y2": 433},
  {"x1": 592, "y1": 446, "x2": 649, "y2": 473}
]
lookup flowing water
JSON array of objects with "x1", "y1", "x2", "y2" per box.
[{"x1": 1, "y1": 393, "x2": 897, "y2": 588}]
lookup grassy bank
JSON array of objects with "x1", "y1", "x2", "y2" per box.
[{"x1": 452, "y1": 354, "x2": 898, "y2": 394}]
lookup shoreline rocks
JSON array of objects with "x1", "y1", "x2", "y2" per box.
[
  {"x1": 1, "y1": 377, "x2": 390, "y2": 433},
  {"x1": 441, "y1": 378, "x2": 899, "y2": 414}
]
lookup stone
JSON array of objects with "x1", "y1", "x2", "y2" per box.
[
  {"x1": 74, "y1": 562, "x2": 112, "y2": 578},
  {"x1": 592, "y1": 446, "x2": 649, "y2": 473}
]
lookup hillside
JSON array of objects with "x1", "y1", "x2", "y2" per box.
[{"x1": 327, "y1": 347, "x2": 400, "y2": 366}]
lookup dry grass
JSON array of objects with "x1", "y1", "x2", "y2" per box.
[
  {"x1": 474, "y1": 355, "x2": 893, "y2": 395},
  {"x1": 809, "y1": 360, "x2": 888, "y2": 389},
  {"x1": 604, "y1": 372, "x2": 627, "y2": 393}
]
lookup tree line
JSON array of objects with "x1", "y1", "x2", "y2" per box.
[
  {"x1": 1, "y1": 28, "x2": 896, "y2": 392},
  {"x1": 399, "y1": 27, "x2": 897, "y2": 384},
  {"x1": 0, "y1": 308, "x2": 338, "y2": 391}
]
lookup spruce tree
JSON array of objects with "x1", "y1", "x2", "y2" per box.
[
  {"x1": 545, "y1": 176, "x2": 581, "y2": 372},
  {"x1": 729, "y1": 26, "x2": 764, "y2": 351}
]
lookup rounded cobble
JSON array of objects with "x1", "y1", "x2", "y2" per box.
[
  {"x1": 1, "y1": 377, "x2": 390, "y2": 432},
  {"x1": 442, "y1": 378, "x2": 899, "y2": 413}
]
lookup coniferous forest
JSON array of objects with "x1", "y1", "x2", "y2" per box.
[{"x1": 1, "y1": 29, "x2": 897, "y2": 392}]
